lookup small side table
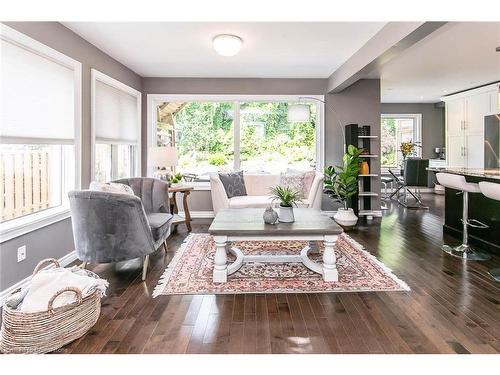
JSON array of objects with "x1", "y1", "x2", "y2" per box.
[{"x1": 169, "y1": 185, "x2": 194, "y2": 232}]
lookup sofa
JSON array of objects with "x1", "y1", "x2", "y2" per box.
[
  {"x1": 68, "y1": 178, "x2": 172, "y2": 281},
  {"x1": 210, "y1": 172, "x2": 324, "y2": 214}
]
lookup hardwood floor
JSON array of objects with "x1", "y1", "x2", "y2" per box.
[{"x1": 63, "y1": 195, "x2": 500, "y2": 354}]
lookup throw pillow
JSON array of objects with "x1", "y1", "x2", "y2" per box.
[
  {"x1": 285, "y1": 169, "x2": 316, "y2": 198},
  {"x1": 218, "y1": 171, "x2": 247, "y2": 198},
  {"x1": 89, "y1": 181, "x2": 135, "y2": 196},
  {"x1": 279, "y1": 172, "x2": 305, "y2": 199}
]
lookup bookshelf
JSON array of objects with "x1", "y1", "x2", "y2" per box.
[{"x1": 345, "y1": 124, "x2": 381, "y2": 220}]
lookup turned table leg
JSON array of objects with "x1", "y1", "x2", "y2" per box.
[
  {"x1": 213, "y1": 235, "x2": 228, "y2": 282},
  {"x1": 182, "y1": 190, "x2": 192, "y2": 232},
  {"x1": 322, "y1": 235, "x2": 339, "y2": 282}
]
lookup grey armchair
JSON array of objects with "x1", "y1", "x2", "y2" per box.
[{"x1": 68, "y1": 178, "x2": 173, "y2": 281}]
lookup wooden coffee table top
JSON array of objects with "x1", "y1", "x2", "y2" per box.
[{"x1": 209, "y1": 208, "x2": 343, "y2": 236}]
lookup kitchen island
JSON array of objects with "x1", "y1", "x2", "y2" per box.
[{"x1": 429, "y1": 168, "x2": 500, "y2": 255}]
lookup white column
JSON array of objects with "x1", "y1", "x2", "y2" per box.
[
  {"x1": 322, "y1": 235, "x2": 338, "y2": 282},
  {"x1": 213, "y1": 235, "x2": 228, "y2": 282}
]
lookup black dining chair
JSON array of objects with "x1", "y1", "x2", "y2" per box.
[{"x1": 390, "y1": 158, "x2": 429, "y2": 209}]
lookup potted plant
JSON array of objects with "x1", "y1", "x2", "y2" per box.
[
  {"x1": 324, "y1": 145, "x2": 363, "y2": 228},
  {"x1": 269, "y1": 185, "x2": 302, "y2": 223},
  {"x1": 169, "y1": 172, "x2": 184, "y2": 187}
]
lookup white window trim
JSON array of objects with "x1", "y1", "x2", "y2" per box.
[
  {"x1": 91, "y1": 69, "x2": 142, "y2": 182},
  {"x1": 380, "y1": 113, "x2": 423, "y2": 171},
  {"x1": 0, "y1": 24, "x2": 82, "y2": 243},
  {"x1": 146, "y1": 94, "x2": 325, "y2": 185}
]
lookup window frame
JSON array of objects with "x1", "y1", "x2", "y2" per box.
[
  {"x1": 380, "y1": 113, "x2": 423, "y2": 170},
  {"x1": 146, "y1": 94, "x2": 325, "y2": 184},
  {"x1": 0, "y1": 24, "x2": 82, "y2": 243},
  {"x1": 91, "y1": 69, "x2": 142, "y2": 182}
]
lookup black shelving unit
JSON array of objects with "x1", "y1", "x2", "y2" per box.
[{"x1": 345, "y1": 123, "x2": 379, "y2": 219}]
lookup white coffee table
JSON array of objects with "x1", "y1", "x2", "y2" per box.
[{"x1": 208, "y1": 208, "x2": 344, "y2": 283}]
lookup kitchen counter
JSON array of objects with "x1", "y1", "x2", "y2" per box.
[
  {"x1": 427, "y1": 167, "x2": 500, "y2": 180},
  {"x1": 428, "y1": 168, "x2": 500, "y2": 254}
]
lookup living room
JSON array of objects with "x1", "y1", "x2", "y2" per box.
[{"x1": 0, "y1": 0, "x2": 499, "y2": 372}]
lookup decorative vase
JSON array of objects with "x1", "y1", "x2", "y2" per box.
[
  {"x1": 263, "y1": 206, "x2": 279, "y2": 224},
  {"x1": 333, "y1": 208, "x2": 358, "y2": 228},
  {"x1": 278, "y1": 205, "x2": 295, "y2": 223},
  {"x1": 360, "y1": 161, "x2": 369, "y2": 175}
]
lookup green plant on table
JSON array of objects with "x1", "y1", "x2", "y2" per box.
[
  {"x1": 324, "y1": 145, "x2": 363, "y2": 210},
  {"x1": 269, "y1": 185, "x2": 302, "y2": 207},
  {"x1": 169, "y1": 172, "x2": 183, "y2": 184}
]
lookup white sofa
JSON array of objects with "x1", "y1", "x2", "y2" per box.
[{"x1": 210, "y1": 172, "x2": 324, "y2": 214}]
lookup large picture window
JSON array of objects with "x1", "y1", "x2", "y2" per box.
[
  {"x1": 151, "y1": 96, "x2": 322, "y2": 180},
  {"x1": 381, "y1": 114, "x2": 422, "y2": 168},
  {"x1": 0, "y1": 25, "x2": 81, "y2": 241},
  {"x1": 92, "y1": 70, "x2": 141, "y2": 182}
]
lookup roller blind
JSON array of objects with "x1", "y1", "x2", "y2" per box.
[
  {"x1": 0, "y1": 39, "x2": 75, "y2": 143},
  {"x1": 94, "y1": 79, "x2": 139, "y2": 144}
]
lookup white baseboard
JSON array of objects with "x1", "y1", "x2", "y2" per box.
[
  {"x1": 178, "y1": 210, "x2": 215, "y2": 219},
  {"x1": 0, "y1": 250, "x2": 78, "y2": 305}
]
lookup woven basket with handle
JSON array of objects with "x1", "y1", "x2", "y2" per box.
[{"x1": 0, "y1": 258, "x2": 102, "y2": 354}]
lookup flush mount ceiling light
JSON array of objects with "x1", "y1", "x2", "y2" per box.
[{"x1": 213, "y1": 34, "x2": 243, "y2": 57}]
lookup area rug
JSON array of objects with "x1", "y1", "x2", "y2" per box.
[{"x1": 153, "y1": 233, "x2": 410, "y2": 297}]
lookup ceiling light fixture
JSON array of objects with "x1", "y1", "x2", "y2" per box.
[{"x1": 213, "y1": 34, "x2": 243, "y2": 57}]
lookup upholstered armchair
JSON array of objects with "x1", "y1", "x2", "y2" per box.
[{"x1": 68, "y1": 178, "x2": 172, "y2": 281}]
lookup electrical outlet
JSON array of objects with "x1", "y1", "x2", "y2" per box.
[{"x1": 17, "y1": 245, "x2": 26, "y2": 262}]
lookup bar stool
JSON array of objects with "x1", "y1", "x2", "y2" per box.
[
  {"x1": 436, "y1": 173, "x2": 491, "y2": 261},
  {"x1": 478, "y1": 181, "x2": 500, "y2": 281}
]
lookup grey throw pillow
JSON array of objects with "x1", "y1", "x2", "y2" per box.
[{"x1": 219, "y1": 171, "x2": 247, "y2": 198}]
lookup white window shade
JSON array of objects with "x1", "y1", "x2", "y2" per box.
[
  {"x1": 0, "y1": 39, "x2": 75, "y2": 143},
  {"x1": 94, "y1": 79, "x2": 139, "y2": 144}
]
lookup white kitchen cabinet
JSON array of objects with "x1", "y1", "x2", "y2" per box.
[
  {"x1": 447, "y1": 135, "x2": 465, "y2": 167},
  {"x1": 465, "y1": 134, "x2": 484, "y2": 169},
  {"x1": 444, "y1": 83, "x2": 499, "y2": 169},
  {"x1": 466, "y1": 92, "x2": 491, "y2": 135}
]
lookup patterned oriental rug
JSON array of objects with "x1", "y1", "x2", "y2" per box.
[{"x1": 153, "y1": 233, "x2": 410, "y2": 297}]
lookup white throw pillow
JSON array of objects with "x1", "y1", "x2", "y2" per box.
[
  {"x1": 89, "y1": 181, "x2": 134, "y2": 196},
  {"x1": 286, "y1": 168, "x2": 316, "y2": 198},
  {"x1": 279, "y1": 172, "x2": 305, "y2": 199}
]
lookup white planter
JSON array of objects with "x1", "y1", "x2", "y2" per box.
[
  {"x1": 333, "y1": 208, "x2": 358, "y2": 228},
  {"x1": 278, "y1": 205, "x2": 295, "y2": 223}
]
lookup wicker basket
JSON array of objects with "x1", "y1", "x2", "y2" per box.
[{"x1": 0, "y1": 258, "x2": 102, "y2": 354}]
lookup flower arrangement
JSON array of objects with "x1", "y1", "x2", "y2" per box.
[{"x1": 400, "y1": 141, "x2": 420, "y2": 160}]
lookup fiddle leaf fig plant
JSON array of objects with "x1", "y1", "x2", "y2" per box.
[{"x1": 324, "y1": 145, "x2": 363, "y2": 209}]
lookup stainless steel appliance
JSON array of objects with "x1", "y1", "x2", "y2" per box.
[{"x1": 484, "y1": 114, "x2": 500, "y2": 168}]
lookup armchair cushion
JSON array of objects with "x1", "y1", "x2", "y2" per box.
[{"x1": 147, "y1": 213, "x2": 173, "y2": 242}]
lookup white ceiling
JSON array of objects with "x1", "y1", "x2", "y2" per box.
[
  {"x1": 370, "y1": 22, "x2": 500, "y2": 103},
  {"x1": 62, "y1": 22, "x2": 385, "y2": 78}
]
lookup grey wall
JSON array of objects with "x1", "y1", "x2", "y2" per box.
[
  {"x1": 323, "y1": 79, "x2": 382, "y2": 210},
  {"x1": 1, "y1": 22, "x2": 142, "y2": 292},
  {"x1": 380, "y1": 103, "x2": 445, "y2": 158}
]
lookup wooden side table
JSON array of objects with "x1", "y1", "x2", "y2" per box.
[{"x1": 169, "y1": 185, "x2": 194, "y2": 232}]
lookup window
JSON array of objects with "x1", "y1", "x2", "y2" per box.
[
  {"x1": 151, "y1": 96, "x2": 322, "y2": 180},
  {"x1": 92, "y1": 70, "x2": 141, "y2": 182},
  {"x1": 0, "y1": 25, "x2": 81, "y2": 241},
  {"x1": 381, "y1": 114, "x2": 422, "y2": 168}
]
